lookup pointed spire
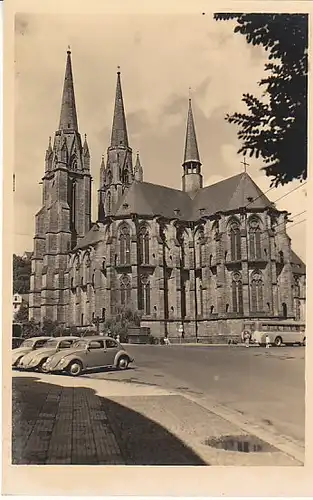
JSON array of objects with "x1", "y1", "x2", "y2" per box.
[
  {"x1": 83, "y1": 134, "x2": 89, "y2": 155},
  {"x1": 134, "y1": 151, "x2": 143, "y2": 182},
  {"x1": 45, "y1": 136, "x2": 52, "y2": 159},
  {"x1": 183, "y1": 98, "x2": 201, "y2": 165},
  {"x1": 59, "y1": 48, "x2": 78, "y2": 131},
  {"x1": 111, "y1": 69, "x2": 129, "y2": 147}
]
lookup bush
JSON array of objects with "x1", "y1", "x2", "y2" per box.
[{"x1": 102, "y1": 306, "x2": 142, "y2": 342}]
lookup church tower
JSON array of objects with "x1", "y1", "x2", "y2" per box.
[
  {"x1": 98, "y1": 70, "x2": 133, "y2": 219},
  {"x1": 29, "y1": 49, "x2": 92, "y2": 324},
  {"x1": 182, "y1": 98, "x2": 203, "y2": 198}
]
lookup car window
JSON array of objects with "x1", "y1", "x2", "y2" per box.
[
  {"x1": 35, "y1": 339, "x2": 49, "y2": 349},
  {"x1": 59, "y1": 340, "x2": 72, "y2": 349},
  {"x1": 106, "y1": 339, "x2": 118, "y2": 349},
  {"x1": 89, "y1": 340, "x2": 104, "y2": 349}
]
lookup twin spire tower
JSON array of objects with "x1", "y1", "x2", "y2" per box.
[{"x1": 30, "y1": 48, "x2": 204, "y2": 323}]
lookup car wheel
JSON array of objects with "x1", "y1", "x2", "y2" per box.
[
  {"x1": 38, "y1": 358, "x2": 48, "y2": 372},
  {"x1": 67, "y1": 360, "x2": 83, "y2": 377},
  {"x1": 274, "y1": 336, "x2": 283, "y2": 347},
  {"x1": 117, "y1": 356, "x2": 129, "y2": 370}
]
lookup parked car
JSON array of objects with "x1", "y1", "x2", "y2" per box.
[
  {"x1": 12, "y1": 336, "x2": 52, "y2": 367},
  {"x1": 18, "y1": 336, "x2": 80, "y2": 372},
  {"x1": 42, "y1": 336, "x2": 134, "y2": 376}
]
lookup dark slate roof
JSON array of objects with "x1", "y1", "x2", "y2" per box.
[
  {"x1": 114, "y1": 180, "x2": 193, "y2": 219},
  {"x1": 73, "y1": 223, "x2": 106, "y2": 251},
  {"x1": 192, "y1": 172, "x2": 272, "y2": 218},
  {"x1": 291, "y1": 250, "x2": 306, "y2": 275}
]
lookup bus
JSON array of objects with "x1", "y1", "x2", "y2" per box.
[{"x1": 246, "y1": 320, "x2": 306, "y2": 347}]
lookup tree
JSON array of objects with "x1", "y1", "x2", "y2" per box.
[
  {"x1": 14, "y1": 303, "x2": 29, "y2": 323},
  {"x1": 102, "y1": 306, "x2": 142, "y2": 342},
  {"x1": 13, "y1": 254, "x2": 31, "y2": 293},
  {"x1": 41, "y1": 318, "x2": 62, "y2": 337},
  {"x1": 214, "y1": 13, "x2": 308, "y2": 187},
  {"x1": 21, "y1": 319, "x2": 41, "y2": 339}
]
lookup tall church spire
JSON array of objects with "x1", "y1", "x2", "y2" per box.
[
  {"x1": 183, "y1": 98, "x2": 201, "y2": 165},
  {"x1": 182, "y1": 97, "x2": 203, "y2": 197},
  {"x1": 110, "y1": 69, "x2": 129, "y2": 147},
  {"x1": 59, "y1": 48, "x2": 78, "y2": 131}
]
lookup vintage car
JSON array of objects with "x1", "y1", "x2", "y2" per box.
[
  {"x1": 42, "y1": 336, "x2": 134, "y2": 376},
  {"x1": 12, "y1": 336, "x2": 52, "y2": 367},
  {"x1": 18, "y1": 336, "x2": 80, "y2": 371}
]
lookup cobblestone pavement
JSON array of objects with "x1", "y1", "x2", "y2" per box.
[{"x1": 12, "y1": 371, "x2": 302, "y2": 466}]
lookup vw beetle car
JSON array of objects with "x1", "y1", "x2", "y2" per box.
[
  {"x1": 12, "y1": 336, "x2": 52, "y2": 368},
  {"x1": 18, "y1": 336, "x2": 80, "y2": 371},
  {"x1": 42, "y1": 336, "x2": 134, "y2": 376}
]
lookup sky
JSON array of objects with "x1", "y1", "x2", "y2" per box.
[{"x1": 13, "y1": 12, "x2": 306, "y2": 261}]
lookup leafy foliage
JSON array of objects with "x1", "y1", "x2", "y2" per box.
[
  {"x1": 13, "y1": 254, "x2": 31, "y2": 293},
  {"x1": 14, "y1": 303, "x2": 29, "y2": 323},
  {"x1": 41, "y1": 318, "x2": 63, "y2": 337},
  {"x1": 214, "y1": 13, "x2": 308, "y2": 186},
  {"x1": 102, "y1": 306, "x2": 142, "y2": 342},
  {"x1": 20, "y1": 319, "x2": 41, "y2": 339}
]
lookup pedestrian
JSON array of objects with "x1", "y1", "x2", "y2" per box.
[
  {"x1": 243, "y1": 330, "x2": 250, "y2": 348},
  {"x1": 164, "y1": 336, "x2": 171, "y2": 346},
  {"x1": 265, "y1": 334, "x2": 271, "y2": 349},
  {"x1": 116, "y1": 333, "x2": 121, "y2": 344}
]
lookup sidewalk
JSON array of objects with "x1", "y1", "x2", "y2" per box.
[{"x1": 12, "y1": 371, "x2": 301, "y2": 466}]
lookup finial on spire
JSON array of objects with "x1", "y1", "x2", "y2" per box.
[
  {"x1": 67, "y1": 45, "x2": 71, "y2": 54},
  {"x1": 117, "y1": 65, "x2": 121, "y2": 74},
  {"x1": 188, "y1": 86, "x2": 192, "y2": 100},
  {"x1": 240, "y1": 157, "x2": 250, "y2": 173}
]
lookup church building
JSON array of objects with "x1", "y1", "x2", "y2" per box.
[{"x1": 28, "y1": 49, "x2": 306, "y2": 340}]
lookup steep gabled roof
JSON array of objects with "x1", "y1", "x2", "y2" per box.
[
  {"x1": 73, "y1": 224, "x2": 106, "y2": 251},
  {"x1": 192, "y1": 172, "x2": 272, "y2": 218},
  {"x1": 114, "y1": 181, "x2": 193, "y2": 219}
]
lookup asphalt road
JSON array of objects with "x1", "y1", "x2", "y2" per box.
[{"x1": 84, "y1": 344, "x2": 305, "y2": 444}]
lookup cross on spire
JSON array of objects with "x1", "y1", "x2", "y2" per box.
[{"x1": 241, "y1": 157, "x2": 250, "y2": 173}]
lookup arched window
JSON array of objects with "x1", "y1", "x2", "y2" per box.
[
  {"x1": 294, "y1": 276, "x2": 300, "y2": 297},
  {"x1": 248, "y1": 218, "x2": 262, "y2": 259},
  {"x1": 229, "y1": 219, "x2": 241, "y2": 261},
  {"x1": 138, "y1": 225, "x2": 149, "y2": 264},
  {"x1": 232, "y1": 272, "x2": 243, "y2": 313},
  {"x1": 120, "y1": 274, "x2": 131, "y2": 306},
  {"x1": 139, "y1": 275, "x2": 151, "y2": 315},
  {"x1": 119, "y1": 224, "x2": 131, "y2": 265},
  {"x1": 251, "y1": 271, "x2": 264, "y2": 312}
]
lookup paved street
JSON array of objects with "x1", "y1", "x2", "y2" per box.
[
  {"x1": 84, "y1": 344, "x2": 305, "y2": 444},
  {"x1": 12, "y1": 344, "x2": 305, "y2": 466}
]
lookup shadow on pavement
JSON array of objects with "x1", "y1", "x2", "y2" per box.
[{"x1": 12, "y1": 375, "x2": 207, "y2": 466}]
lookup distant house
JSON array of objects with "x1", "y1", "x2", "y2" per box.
[{"x1": 13, "y1": 293, "x2": 29, "y2": 320}]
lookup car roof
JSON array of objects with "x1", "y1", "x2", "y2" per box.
[
  {"x1": 54, "y1": 336, "x2": 80, "y2": 341},
  {"x1": 82, "y1": 335, "x2": 117, "y2": 341},
  {"x1": 28, "y1": 336, "x2": 53, "y2": 341}
]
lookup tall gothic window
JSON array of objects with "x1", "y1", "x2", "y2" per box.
[
  {"x1": 119, "y1": 224, "x2": 131, "y2": 265},
  {"x1": 232, "y1": 272, "x2": 243, "y2": 313},
  {"x1": 138, "y1": 225, "x2": 149, "y2": 264},
  {"x1": 139, "y1": 275, "x2": 151, "y2": 315},
  {"x1": 229, "y1": 219, "x2": 241, "y2": 261},
  {"x1": 120, "y1": 274, "x2": 131, "y2": 306},
  {"x1": 197, "y1": 228, "x2": 205, "y2": 267},
  {"x1": 251, "y1": 271, "x2": 264, "y2": 312},
  {"x1": 199, "y1": 281, "x2": 204, "y2": 317},
  {"x1": 248, "y1": 218, "x2": 262, "y2": 259},
  {"x1": 106, "y1": 191, "x2": 111, "y2": 214}
]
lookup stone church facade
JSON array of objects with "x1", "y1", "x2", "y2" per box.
[{"x1": 28, "y1": 50, "x2": 306, "y2": 339}]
